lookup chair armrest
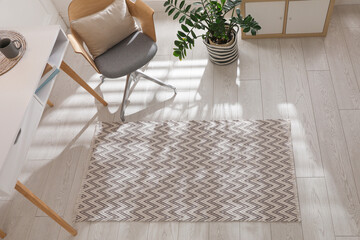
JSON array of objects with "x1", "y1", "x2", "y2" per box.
[
  {"x1": 67, "y1": 33, "x2": 100, "y2": 73},
  {"x1": 126, "y1": 0, "x2": 156, "y2": 42}
]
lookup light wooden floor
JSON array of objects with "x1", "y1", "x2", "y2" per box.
[{"x1": 1, "y1": 5, "x2": 360, "y2": 240}]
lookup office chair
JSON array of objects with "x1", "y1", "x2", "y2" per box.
[{"x1": 67, "y1": 0, "x2": 177, "y2": 121}]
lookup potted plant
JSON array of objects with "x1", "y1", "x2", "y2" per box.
[{"x1": 164, "y1": 0, "x2": 261, "y2": 65}]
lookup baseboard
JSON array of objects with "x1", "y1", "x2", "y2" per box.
[{"x1": 335, "y1": 0, "x2": 360, "y2": 5}]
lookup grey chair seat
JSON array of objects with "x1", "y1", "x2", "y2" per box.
[{"x1": 94, "y1": 31, "x2": 157, "y2": 78}]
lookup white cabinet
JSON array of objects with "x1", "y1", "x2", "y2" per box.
[
  {"x1": 286, "y1": 0, "x2": 331, "y2": 34},
  {"x1": 242, "y1": 0, "x2": 334, "y2": 38},
  {"x1": 245, "y1": 1, "x2": 286, "y2": 34}
]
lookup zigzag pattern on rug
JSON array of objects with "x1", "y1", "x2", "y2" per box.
[{"x1": 76, "y1": 119, "x2": 300, "y2": 222}]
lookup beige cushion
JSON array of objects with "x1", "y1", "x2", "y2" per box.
[{"x1": 70, "y1": 0, "x2": 139, "y2": 58}]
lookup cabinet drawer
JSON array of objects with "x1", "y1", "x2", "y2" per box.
[
  {"x1": 245, "y1": 1, "x2": 286, "y2": 35},
  {"x1": 0, "y1": 96, "x2": 44, "y2": 197},
  {"x1": 286, "y1": 0, "x2": 330, "y2": 34}
]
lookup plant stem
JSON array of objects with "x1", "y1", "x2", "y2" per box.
[
  {"x1": 227, "y1": 8, "x2": 235, "y2": 36},
  {"x1": 201, "y1": 0, "x2": 211, "y2": 19}
]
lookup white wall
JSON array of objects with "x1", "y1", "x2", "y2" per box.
[
  {"x1": 51, "y1": 0, "x2": 72, "y2": 27},
  {"x1": 0, "y1": 0, "x2": 67, "y2": 30}
]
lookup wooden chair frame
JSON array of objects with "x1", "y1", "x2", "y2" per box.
[{"x1": 67, "y1": 0, "x2": 157, "y2": 74}]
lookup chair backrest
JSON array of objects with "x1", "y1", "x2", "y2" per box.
[{"x1": 68, "y1": 0, "x2": 115, "y2": 22}]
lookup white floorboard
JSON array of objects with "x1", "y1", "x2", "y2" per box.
[
  {"x1": 280, "y1": 38, "x2": 324, "y2": 178},
  {"x1": 308, "y1": 70, "x2": 360, "y2": 236},
  {"x1": 270, "y1": 223, "x2": 303, "y2": 240},
  {"x1": 297, "y1": 178, "x2": 335, "y2": 240},
  {"x1": 240, "y1": 223, "x2": 271, "y2": 240},
  {"x1": 210, "y1": 222, "x2": 239, "y2": 240},
  {"x1": 323, "y1": 10, "x2": 360, "y2": 109},
  {"x1": 178, "y1": 223, "x2": 208, "y2": 240}
]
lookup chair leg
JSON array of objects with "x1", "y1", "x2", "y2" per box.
[
  {"x1": 120, "y1": 74, "x2": 132, "y2": 122},
  {"x1": 47, "y1": 100, "x2": 54, "y2": 107},
  {"x1": 60, "y1": 61, "x2": 108, "y2": 107},
  {"x1": 100, "y1": 75, "x2": 105, "y2": 83},
  {"x1": 0, "y1": 229, "x2": 6, "y2": 239},
  {"x1": 119, "y1": 71, "x2": 177, "y2": 121},
  {"x1": 134, "y1": 70, "x2": 177, "y2": 94}
]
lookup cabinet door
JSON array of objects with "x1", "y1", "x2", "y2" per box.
[
  {"x1": 245, "y1": 1, "x2": 286, "y2": 35},
  {"x1": 286, "y1": 0, "x2": 330, "y2": 34}
]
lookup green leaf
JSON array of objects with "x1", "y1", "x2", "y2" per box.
[
  {"x1": 165, "y1": 5, "x2": 172, "y2": 12},
  {"x1": 251, "y1": 29, "x2": 256, "y2": 35},
  {"x1": 173, "y1": 11, "x2": 180, "y2": 20},
  {"x1": 178, "y1": 31, "x2": 186, "y2": 37},
  {"x1": 194, "y1": 23, "x2": 203, "y2": 29},
  {"x1": 186, "y1": 36, "x2": 194, "y2": 44},
  {"x1": 243, "y1": 26, "x2": 250, "y2": 32},
  {"x1": 168, "y1": 8, "x2": 175, "y2": 15},
  {"x1": 179, "y1": 15, "x2": 186, "y2": 23},
  {"x1": 163, "y1": 1, "x2": 170, "y2": 7},
  {"x1": 173, "y1": 50, "x2": 181, "y2": 57},
  {"x1": 181, "y1": 24, "x2": 190, "y2": 32},
  {"x1": 236, "y1": 8, "x2": 240, "y2": 17},
  {"x1": 185, "y1": 18, "x2": 194, "y2": 27},
  {"x1": 221, "y1": 0, "x2": 226, "y2": 6},
  {"x1": 200, "y1": 14, "x2": 207, "y2": 21},
  {"x1": 191, "y1": 30, "x2": 197, "y2": 38},
  {"x1": 177, "y1": 34, "x2": 184, "y2": 41},
  {"x1": 175, "y1": 0, "x2": 178, "y2": 6},
  {"x1": 175, "y1": 40, "x2": 182, "y2": 46},
  {"x1": 179, "y1": 0, "x2": 185, "y2": 8},
  {"x1": 244, "y1": 15, "x2": 253, "y2": 24},
  {"x1": 190, "y1": 14, "x2": 198, "y2": 22},
  {"x1": 195, "y1": 7, "x2": 203, "y2": 13},
  {"x1": 185, "y1": 5, "x2": 191, "y2": 12}
]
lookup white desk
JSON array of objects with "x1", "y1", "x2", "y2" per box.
[
  {"x1": 0, "y1": 26, "x2": 68, "y2": 196},
  {"x1": 0, "y1": 26, "x2": 108, "y2": 239}
]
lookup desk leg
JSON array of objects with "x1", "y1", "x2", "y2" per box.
[
  {"x1": 15, "y1": 181, "x2": 77, "y2": 236},
  {"x1": 0, "y1": 229, "x2": 6, "y2": 239},
  {"x1": 60, "y1": 61, "x2": 108, "y2": 107}
]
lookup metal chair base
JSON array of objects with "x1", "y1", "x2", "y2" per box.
[{"x1": 119, "y1": 70, "x2": 177, "y2": 121}]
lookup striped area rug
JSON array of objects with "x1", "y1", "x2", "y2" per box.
[{"x1": 75, "y1": 120, "x2": 300, "y2": 222}]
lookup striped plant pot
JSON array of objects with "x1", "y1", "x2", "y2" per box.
[{"x1": 203, "y1": 30, "x2": 238, "y2": 65}]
